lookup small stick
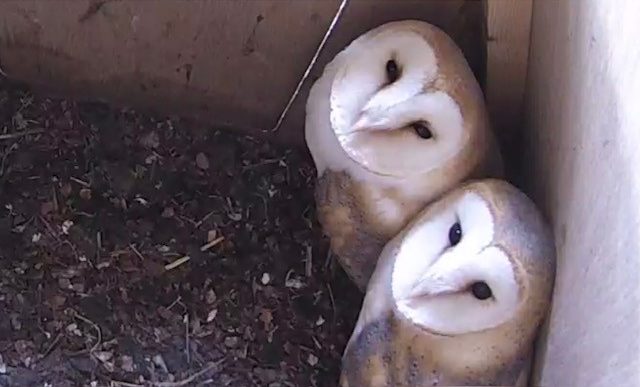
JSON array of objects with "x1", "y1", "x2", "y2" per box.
[
  {"x1": 305, "y1": 244, "x2": 313, "y2": 277},
  {"x1": 324, "y1": 249, "x2": 333, "y2": 270},
  {"x1": 96, "y1": 231, "x2": 102, "y2": 260},
  {"x1": 270, "y1": 0, "x2": 350, "y2": 132},
  {"x1": 165, "y1": 255, "x2": 190, "y2": 271},
  {"x1": 0, "y1": 129, "x2": 44, "y2": 140},
  {"x1": 166, "y1": 296, "x2": 183, "y2": 312},
  {"x1": 200, "y1": 236, "x2": 225, "y2": 252},
  {"x1": 110, "y1": 381, "x2": 143, "y2": 387},
  {"x1": 184, "y1": 314, "x2": 190, "y2": 365},
  {"x1": 38, "y1": 215, "x2": 62, "y2": 243},
  {"x1": 152, "y1": 359, "x2": 224, "y2": 387},
  {"x1": 312, "y1": 335, "x2": 322, "y2": 350},
  {"x1": 129, "y1": 244, "x2": 146, "y2": 261},
  {"x1": 51, "y1": 185, "x2": 59, "y2": 212},
  {"x1": 70, "y1": 176, "x2": 91, "y2": 187},
  {"x1": 241, "y1": 158, "x2": 281, "y2": 171},
  {"x1": 194, "y1": 211, "x2": 215, "y2": 229},
  {"x1": 39, "y1": 332, "x2": 62, "y2": 361},
  {"x1": 327, "y1": 283, "x2": 337, "y2": 326},
  {"x1": 72, "y1": 310, "x2": 102, "y2": 354}
]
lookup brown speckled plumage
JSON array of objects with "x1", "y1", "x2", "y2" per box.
[
  {"x1": 341, "y1": 314, "x2": 528, "y2": 386},
  {"x1": 315, "y1": 171, "x2": 388, "y2": 287},
  {"x1": 340, "y1": 179, "x2": 556, "y2": 386}
]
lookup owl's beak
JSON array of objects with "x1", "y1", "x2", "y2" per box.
[
  {"x1": 404, "y1": 248, "x2": 473, "y2": 301},
  {"x1": 350, "y1": 109, "x2": 390, "y2": 133},
  {"x1": 407, "y1": 279, "x2": 462, "y2": 301},
  {"x1": 350, "y1": 115, "x2": 370, "y2": 132}
]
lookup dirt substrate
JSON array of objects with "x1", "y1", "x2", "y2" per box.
[{"x1": 0, "y1": 81, "x2": 362, "y2": 386}]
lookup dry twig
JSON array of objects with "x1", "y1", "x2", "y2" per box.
[
  {"x1": 110, "y1": 358, "x2": 225, "y2": 387},
  {"x1": 70, "y1": 176, "x2": 91, "y2": 187},
  {"x1": 0, "y1": 129, "x2": 44, "y2": 140},
  {"x1": 270, "y1": 0, "x2": 350, "y2": 132},
  {"x1": 66, "y1": 309, "x2": 102, "y2": 356},
  {"x1": 305, "y1": 244, "x2": 313, "y2": 277},
  {"x1": 164, "y1": 255, "x2": 190, "y2": 271},
  {"x1": 200, "y1": 236, "x2": 225, "y2": 252},
  {"x1": 129, "y1": 244, "x2": 146, "y2": 261}
]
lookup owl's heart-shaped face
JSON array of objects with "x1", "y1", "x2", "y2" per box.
[
  {"x1": 391, "y1": 189, "x2": 523, "y2": 335},
  {"x1": 305, "y1": 20, "x2": 501, "y2": 196},
  {"x1": 341, "y1": 179, "x2": 556, "y2": 386},
  {"x1": 384, "y1": 179, "x2": 555, "y2": 337},
  {"x1": 329, "y1": 28, "x2": 468, "y2": 178}
]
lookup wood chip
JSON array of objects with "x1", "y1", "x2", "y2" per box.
[
  {"x1": 200, "y1": 236, "x2": 225, "y2": 252},
  {"x1": 206, "y1": 309, "x2": 218, "y2": 323},
  {"x1": 195, "y1": 152, "x2": 210, "y2": 170},
  {"x1": 70, "y1": 176, "x2": 91, "y2": 187},
  {"x1": 305, "y1": 244, "x2": 312, "y2": 277},
  {"x1": 164, "y1": 255, "x2": 190, "y2": 271}
]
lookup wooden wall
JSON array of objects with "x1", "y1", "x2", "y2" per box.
[
  {"x1": 524, "y1": 1, "x2": 640, "y2": 385},
  {"x1": 0, "y1": 0, "x2": 485, "y2": 146}
]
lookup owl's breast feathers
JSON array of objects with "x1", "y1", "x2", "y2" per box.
[
  {"x1": 340, "y1": 315, "x2": 441, "y2": 386},
  {"x1": 340, "y1": 314, "x2": 529, "y2": 386},
  {"x1": 315, "y1": 171, "x2": 387, "y2": 289}
]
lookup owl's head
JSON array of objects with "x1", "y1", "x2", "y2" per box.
[
  {"x1": 389, "y1": 179, "x2": 556, "y2": 337},
  {"x1": 305, "y1": 20, "x2": 500, "y2": 182}
]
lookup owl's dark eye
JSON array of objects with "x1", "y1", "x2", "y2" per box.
[
  {"x1": 471, "y1": 281, "x2": 493, "y2": 300},
  {"x1": 448, "y1": 222, "x2": 462, "y2": 246},
  {"x1": 385, "y1": 59, "x2": 400, "y2": 83},
  {"x1": 412, "y1": 121, "x2": 433, "y2": 139}
]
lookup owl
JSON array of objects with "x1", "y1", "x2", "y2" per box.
[
  {"x1": 339, "y1": 179, "x2": 556, "y2": 386},
  {"x1": 305, "y1": 20, "x2": 502, "y2": 290}
]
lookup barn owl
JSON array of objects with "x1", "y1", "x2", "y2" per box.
[
  {"x1": 305, "y1": 20, "x2": 502, "y2": 290},
  {"x1": 339, "y1": 179, "x2": 556, "y2": 386}
]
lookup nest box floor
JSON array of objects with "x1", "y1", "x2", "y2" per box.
[{"x1": 0, "y1": 82, "x2": 361, "y2": 386}]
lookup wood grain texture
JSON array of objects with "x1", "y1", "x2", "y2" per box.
[
  {"x1": 484, "y1": 0, "x2": 533, "y2": 180},
  {"x1": 0, "y1": 0, "x2": 484, "y2": 146},
  {"x1": 0, "y1": 0, "x2": 340, "y2": 140}
]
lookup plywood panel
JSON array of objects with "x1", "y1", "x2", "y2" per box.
[
  {"x1": 0, "y1": 0, "x2": 485, "y2": 146},
  {"x1": 524, "y1": 1, "x2": 640, "y2": 385},
  {"x1": 485, "y1": 0, "x2": 533, "y2": 180},
  {"x1": 0, "y1": 0, "x2": 342, "y2": 140}
]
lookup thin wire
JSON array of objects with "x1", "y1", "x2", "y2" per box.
[{"x1": 270, "y1": 0, "x2": 350, "y2": 132}]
